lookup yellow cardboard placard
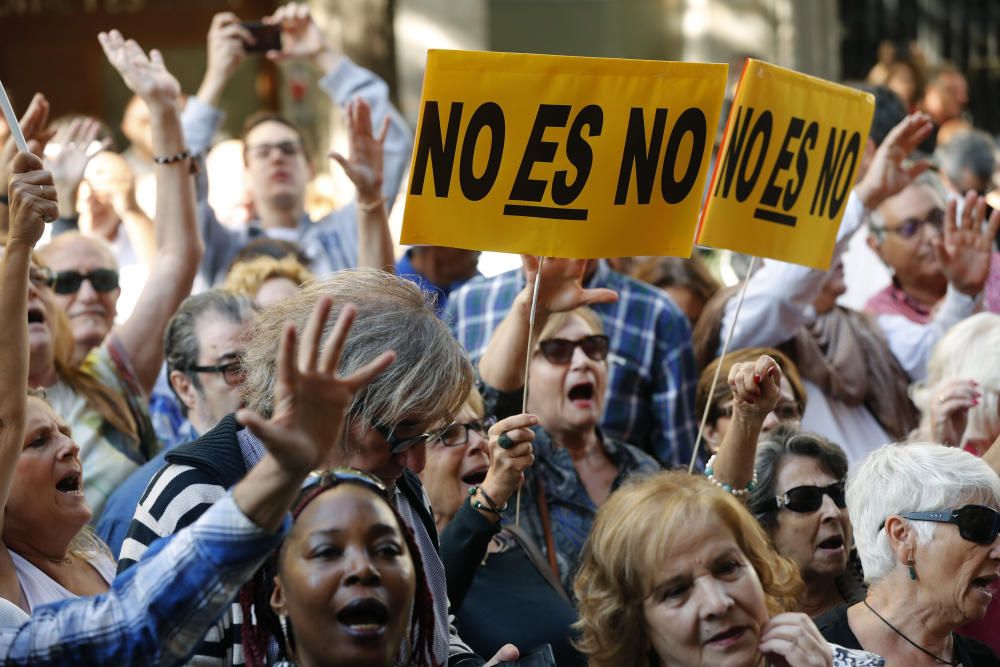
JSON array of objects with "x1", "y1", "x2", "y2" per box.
[
  {"x1": 696, "y1": 60, "x2": 875, "y2": 270},
  {"x1": 401, "y1": 50, "x2": 728, "y2": 259}
]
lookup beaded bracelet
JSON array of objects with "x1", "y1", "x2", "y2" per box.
[
  {"x1": 152, "y1": 149, "x2": 192, "y2": 165},
  {"x1": 704, "y1": 454, "x2": 758, "y2": 498},
  {"x1": 468, "y1": 485, "x2": 508, "y2": 515}
]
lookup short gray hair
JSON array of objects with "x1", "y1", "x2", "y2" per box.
[
  {"x1": 164, "y1": 289, "x2": 256, "y2": 412},
  {"x1": 868, "y1": 170, "x2": 948, "y2": 242},
  {"x1": 936, "y1": 130, "x2": 996, "y2": 188},
  {"x1": 241, "y1": 268, "x2": 473, "y2": 431},
  {"x1": 748, "y1": 426, "x2": 849, "y2": 529},
  {"x1": 847, "y1": 443, "x2": 1000, "y2": 583}
]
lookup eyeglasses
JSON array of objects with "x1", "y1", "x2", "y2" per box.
[
  {"x1": 186, "y1": 360, "x2": 245, "y2": 386},
  {"x1": 52, "y1": 269, "x2": 120, "y2": 295},
  {"x1": 881, "y1": 207, "x2": 945, "y2": 240},
  {"x1": 761, "y1": 482, "x2": 847, "y2": 513},
  {"x1": 246, "y1": 140, "x2": 302, "y2": 161},
  {"x1": 538, "y1": 334, "x2": 610, "y2": 365},
  {"x1": 29, "y1": 266, "x2": 54, "y2": 289},
  {"x1": 893, "y1": 505, "x2": 1000, "y2": 546},
  {"x1": 301, "y1": 467, "x2": 389, "y2": 502},
  {"x1": 372, "y1": 421, "x2": 455, "y2": 455},
  {"x1": 431, "y1": 417, "x2": 496, "y2": 447}
]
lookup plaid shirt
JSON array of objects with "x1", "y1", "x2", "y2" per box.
[
  {"x1": 445, "y1": 260, "x2": 698, "y2": 466},
  {"x1": 0, "y1": 493, "x2": 286, "y2": 666}
]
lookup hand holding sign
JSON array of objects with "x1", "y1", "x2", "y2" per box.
[
  {"x1": 518, "y1": 256, "x2": 618, "y2": 319},
  {"x1": 854, "y1": 112, "x2": 934, "y2": 211},
  {"x1": 935, "y1": 190, "x2": 1000, "y2": 297}
]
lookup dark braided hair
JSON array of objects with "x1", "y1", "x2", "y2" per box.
[{"x1": 240, "y1": 477, "x2": 440, "y2": 667}]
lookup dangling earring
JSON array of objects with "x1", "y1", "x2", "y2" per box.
[
  {"x1": 907, "y1": 558, "x2": 917, "y2": 581},
  {"x1": 278, "y1": 614, "x2": 296, "y2": 659}
]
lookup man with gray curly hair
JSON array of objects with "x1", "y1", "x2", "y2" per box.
[
  {"x1": 817, "y1": 443, "x2": 1000, "y2": 664},
  {"x1": 119, "y1": 269, "x2": 494, "y2": 666}
]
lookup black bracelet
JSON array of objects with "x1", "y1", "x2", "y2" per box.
[
  {"x1": 471, "y1": 499, "x2": 503, "y2": 516},
  {"x1": 152, "y1": 149, "x2": 191, "y2": 164},
  {"x1": 0, "y1": 193, "x2": 8, "y2": 205},
  {"x1": 468, "y1": 485, "x2": 508, "y2": 514}
]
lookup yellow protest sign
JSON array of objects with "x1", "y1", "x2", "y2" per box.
[
  {"x1": 401, "y1": 50, "x2": 728, "y2": 259},
  {"x1": 696, "y1": 60, "x2": 874, "y2": 270}
]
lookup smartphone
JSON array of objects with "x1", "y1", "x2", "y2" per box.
[
  {"x1": 242, "y1": 21, "x2": 282, "y2": 53},
  {"x1": 496, "y1": 644, "x2": 556, "y2": 667}
]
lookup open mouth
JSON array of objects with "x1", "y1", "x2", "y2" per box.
[
  {"x1": 27, "y1": 306, "x2": 45, "y2": 325},
  {"x1": 461, "y1": 469, "x2": 488, "y2": 486},
  {"x1": 817, "y1": 535, "x2": 845, "y2": 551},
  {"x1": 336, "y1": 598, "x2": 389, "y2": 639},
  {"x1": 971, "y1": 575, "x2": 999, "y2": 596},
  {"x1": 567, "y1": 382, "x2": 595, "y2": 403},
  {"x1": 706, "y1": 626, "x2": 748, "y2": 646},
  {"x1": 56, "y1": 471, "x2": 83, "y2": 495}
]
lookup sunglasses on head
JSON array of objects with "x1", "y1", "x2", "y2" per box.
[
  {"x1": 432, "y1": 417, "x2": 496, "y2": 447},
  {"x1": 888, "y1": 504, "x2": 1000, "y2": 546},
  {"x1": 761, "y1": 482, "x2": 846, "y2": 513},
  {"x1": 372, "y1": 421, "x2": 455, "y2": 455},
  {"x1": 538, "y1": 334, "x2": 610, "y2": 365},
  {"x1": 301, "y1": 467, "x2": 389, "y2": 502},
  {"x1": 52, "y1": 269, "x2": 119, "y2": 295},
  {"x1": 882, "y1": 207, "x2": 945, "y2": 240}
]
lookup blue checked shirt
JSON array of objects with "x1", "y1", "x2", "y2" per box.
[
  {"x1": 445, "y1": 260, "x2": 699, "y2": 466},
  {"x1": 0, "y1": 493, "x2": 287, "y2": 666}
]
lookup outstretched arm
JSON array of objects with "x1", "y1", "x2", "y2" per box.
[
  {"x1": 99, "y1": 30, "x2": 203, "y2": 396},
  {"x1": 478, "y1": 257, "x2": 618, "y2": 392}
]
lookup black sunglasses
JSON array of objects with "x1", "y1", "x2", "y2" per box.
[
  {"x1": 892, "y1": 505, "x2": 1000, "y2": 546},
  {"x1": 882, "y1": 207, "x2": 945, "y2": 240},
  {"x1": 372, "y1": 421, "x2": 455, "y2": 455},
  {"x1": 52, "y1": 269, "x2": 120, "y2": 295},
  {"x1": 186, "y1": 360, "x2": 245, "y2": 386},
  {"x1": 538, "y1": 334, "x2": 610, "y2": 365},
  {"x1": 432, "y1": 417, "x2": 496, "y2": 447},
  {"x1": 761, "y1": 482, "x2": 846, "y2": 513}
]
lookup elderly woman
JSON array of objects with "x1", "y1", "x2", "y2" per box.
[
  {"x1": 709, "y1": 354, "x2": 862, "y2": 619},
  {"x1": 696, "y1": 347, "x2": 807, "y2": 456},
  {"x1": 574, "y1": 471, "x2": 880, "y2": 666},
  {"x1": 21, "y1": 32, "x2": 203, "y2": 520},
  {"x1": 241, "y1": 469, "x2": 437, "y2": 667},
  {"x1": 478, "y1": 262, "x2": 661, "y2": 591},
  {"x1": 421, "y1": 389, "x2": 586, "y2": 665},
  {"x1": 816, "y1": 443, "x2": 999, "y2": 664}
]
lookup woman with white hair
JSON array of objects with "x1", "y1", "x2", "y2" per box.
[
  {"x1": 914, "y1": 312, "x2": 1000, "y2": 457},
  {"x1": 816, "y1": 443, "x2": 1000, "y2": 664}
]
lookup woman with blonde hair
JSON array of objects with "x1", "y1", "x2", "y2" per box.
[
  {"x1": 223, "y1": 253, "x2": 314, "y2": 307},
  {"x1": 574, "y1": 471, "x2": 881, "y2": 666}
]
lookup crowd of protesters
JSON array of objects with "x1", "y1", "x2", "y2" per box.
[{"x1": 0, "y1": 7, "x2": 998, "y2": 666}]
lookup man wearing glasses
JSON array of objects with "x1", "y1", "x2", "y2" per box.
[{"x1": 184, "y1": 7, "x2": 413, "y2": 286}]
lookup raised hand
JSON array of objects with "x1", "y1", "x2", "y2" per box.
[
  {"x1": 263, "y1": 2, "x2": 336, "y2": 69},
  {"x1": 330, "y1": 97, "x2": 390, "y2": 204},
  {"x1": 929, "y1": 378, "x2": 979, "y2": 447},
  {"x1": 236, "y1": 297, "x2": 395, "y2": 475},
  {"x1": 45, "y1": 117, "x2": 109, "y2": 219},
  {"x1": 520, "y1": 256, "x2": 618, "y2": 317},
  {"x1": 727, "y1": 354, "x2": 782, "y2": 422},
  {"x1": 479, "y1": 413, "x2": 538, "y2": 513},
  {"x1": 0, "y1": 93, "x2": 54, "y2": 200},
  {"x1": 8, "y1": 152, "x2": 57, "y2": 248},
  {"x1": 935, "y1": 190, "x2": 1000, "y2": 296},
  {"x1": 98, "y1": 30, "x2": 181, "y2": 110},
  {"x1": 855, "y1": 112, "x2": 934, "y2": 210},
  {"x1": 84, "y1": 150, "x2": 139, "y2": 219},
  {"x1": 198, "y1": 12, "x2": 254, "y2": 106}
]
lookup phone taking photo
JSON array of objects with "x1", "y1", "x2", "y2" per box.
[{"x1": 241, "y1": 21, "x2": 282, "y2": 53}]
